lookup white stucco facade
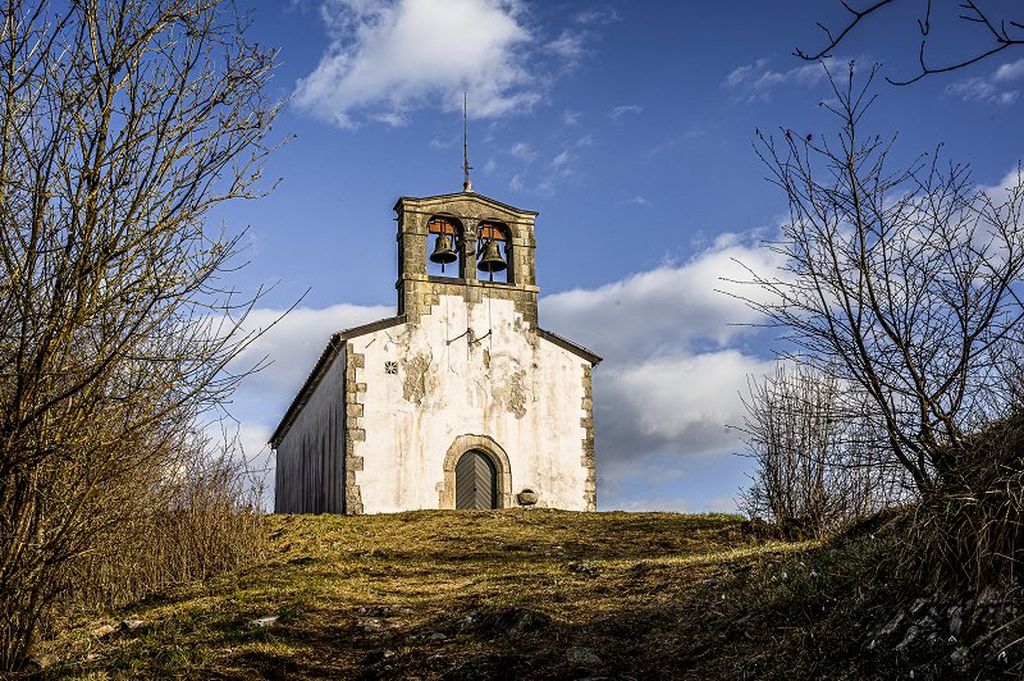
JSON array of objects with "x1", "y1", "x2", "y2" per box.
[{"x1": 348, "y1": 294, "x2": 592, "y2": 512}]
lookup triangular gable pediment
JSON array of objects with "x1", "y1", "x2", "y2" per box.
[{"x1": 394, "y1": 191, "x2": 538, "y2": 224}]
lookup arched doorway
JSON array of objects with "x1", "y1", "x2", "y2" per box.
[
  {"x1": 440, "y1": 435, "x2": 512, "y2": 509},
  {"x1": 455, "y1": 450, "x2": 497, "y2": 510}
]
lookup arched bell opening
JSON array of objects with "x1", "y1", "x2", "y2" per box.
[
  {"x1": 476, "y1": 221, "x2": 511, "y2": 284},
  {"x1": 426, "y1": 215, "x2": 464, "y2": 278}
]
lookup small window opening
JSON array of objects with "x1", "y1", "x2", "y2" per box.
[
  {"x1": 476, "y1": 221, "x2": 511, "y2": 284},
  {"x1": 427, "y1": 216, "x2": 463, "y2": 278}
]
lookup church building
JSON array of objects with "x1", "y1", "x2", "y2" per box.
[{"x1": 271, "y1": 177, "x2": 600, "y2": 514}]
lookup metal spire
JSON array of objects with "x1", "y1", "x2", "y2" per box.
[{"x1": 462, "y1": 92, "x2": 473, "y2": 193}]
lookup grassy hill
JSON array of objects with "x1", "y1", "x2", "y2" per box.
[{"x1": 33, "y1": 509, "x2": 1007, "y2": 679}]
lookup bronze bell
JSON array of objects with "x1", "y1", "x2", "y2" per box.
[
  {"x1": 429, "y1": 233, "x2": 458, "y2": 265},
  {"x1": 477, "y1": 240, "x2": 507, "y2": 273}
]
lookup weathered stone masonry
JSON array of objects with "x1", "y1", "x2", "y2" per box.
[
  {"x1": 343, "y1": 345, "x2": 365, "y2": 514},
  {"x1": 581, "y1": 363, "x2": 597, "y2": 511}
]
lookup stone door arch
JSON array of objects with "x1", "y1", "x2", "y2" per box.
[{"x1": 439, "y1": 435, "x2": 512, "y2": 509}]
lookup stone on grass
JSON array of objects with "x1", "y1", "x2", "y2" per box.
[
  {"x1": 517, "y1": 489, "x2": 538, "y2": 506},
  {"x1": 566, "y1": 561, "x2": 600, "y2": 578},
  {"x1": 91, "y1": 624, "x2": 116, "y2": 638},
  {"x1": 249, "y1": 616, "x2": 278, "y2": 628},
  {"x1": 566, "y1": 646, "x2": 602, "y2": 668}
]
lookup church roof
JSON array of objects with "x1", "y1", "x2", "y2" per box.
[{"x1": 537, "y1": 328, "x2": 602, "y2": 366}]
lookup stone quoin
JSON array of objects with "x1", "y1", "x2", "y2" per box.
[{"x1": 271, "y1": 188, "x2": 600, "y2": 514}]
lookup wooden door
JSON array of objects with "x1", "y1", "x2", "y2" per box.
[{"x1": 455, "y1": 450, "x2": 497, "y2": 510}]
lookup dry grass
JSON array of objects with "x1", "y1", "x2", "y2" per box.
[
  {"x1": 906, "y1": 413, "x2": 1024, "y2": 593},
  {"x1": 62, "y1": 461, "x2": 267, "y2": 619},
  {"x1": 34, "y1": 510, "x2": 799, "y2": 679},
  {"x1": 32, "y1": 509, "x2": 1017, "y2": 680}
]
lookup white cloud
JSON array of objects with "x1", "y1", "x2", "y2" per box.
[
  {"x1": 230, "y1": 303, "x2": 393, "y2": 399},
  {"x1": 621, "y1": 195, "x2": 650, "y2": 207},
  {"x1": 610, "y1": 103, "x2": 643, "y2": 120},
  {"x1": 509, "y1": 146, "x2": 577, "y2": 195},
  {"x1": 510, "y1": 141, "x2": 537, "y2": 162},
  {"x1": 540, "y1": 234, "x2": 783, "y2": 361},
  {"x1": 294, "y1": 0, "x2": 538, "y2": 128},
  {"x1": 544, "y1": 6, "x2": 620, "y2": 69},
  {"x1": 978, "y1": 165, "x2": 1024, "y2": 208},
  {"x1": 598, "y1": 350, "x2": 773, "y2": 458},
  {"x1": 562, "y1": 109, "x2": 581, "y2": 125},
  {"x1": 541, "y1": 235, "x2": 782, "y2": 465},
  {"x1": 722, "y1": 57, "x2": 844, "y2": 103},
  {"x1": 946, "y1": 77, "x2": 998, "y2": 103},
  {"x1": 546, "y1": 28, "x2": 587, "y2": 64},
  {"x1": 993, "y1": 58, "x2": 1024, "y2": 82},
  {"x1": 575, "y1": 7, "x2": 621, "y2": 25},
  {"x1": 372, "y1": 111, "x2": 408, "y2": 127},
  {"x1": 429, "y1": 134, "x2": 456, "y2": 149},
  {"x1": 550, "y1": 149, "x2": 572, "y2": 170},
  {"x1": 946, "y1": 58, "x2": 1024, "y2": 105},
  {"x1": 236, "y1": 421, "x2": 273, "y2": 463}
]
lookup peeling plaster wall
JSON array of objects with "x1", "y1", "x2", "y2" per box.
[{"x1": 351, "y1": 294, "x2": 591, "y2": 513}]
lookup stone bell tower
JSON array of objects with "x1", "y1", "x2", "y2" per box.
[{"x1": 394, "y1": 189, "x2": 540, "y2": 329}]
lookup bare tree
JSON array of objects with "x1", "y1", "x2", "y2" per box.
[
  {"x1": 739, "y1": 363, "x2": 905, "y2": 538},
  {"x1": 729, "y1": 63, "x2": 1024, "y2": 497},
  {"x1": 797, "y1": 1, "x2": 1024, "y2": 84},
  {"x1": 0, "y1": 0, "x2": 277, "y2": 669}
]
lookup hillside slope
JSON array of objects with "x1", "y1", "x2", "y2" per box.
[
  {"x1": 36, "y1": 509, "x2": 1007, "y2": 680},
  {"x1": 39, "y1": 511, "x2": 806, "y2": 679}
]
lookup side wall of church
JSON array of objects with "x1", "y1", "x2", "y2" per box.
[
  {"x1": 274, "y1": 347, "x2": 346, "y2": 514},
  {"x1": 348, "y1": 294, "x2": 593, "y2": 513}
]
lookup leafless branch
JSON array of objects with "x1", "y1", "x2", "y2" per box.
[{"x1": 796, "y1": 1, "x2": 1024, "y2": 85}]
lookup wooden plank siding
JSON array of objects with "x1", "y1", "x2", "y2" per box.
[{"x1": 274, "y1": 347, "x2": 346, "y2": 513}]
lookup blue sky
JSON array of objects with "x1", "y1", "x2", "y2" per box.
[{"x1": 221, "y1": 0, "x2": 1024, "y2": 512}]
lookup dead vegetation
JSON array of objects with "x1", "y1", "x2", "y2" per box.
[
  {"x1": 0, "y1": 0, "x2": 278, "y2": 670},
  {"x1": 905, "y1": 411, "x2": 1024, "y2": 593},
  {"x1": 63, "y1": 439, "x2": 267, "y2": 617},
  {"x1": 739, "y1": 364, "x2": 908, "y2": 538}
]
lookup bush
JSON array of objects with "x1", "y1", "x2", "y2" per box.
[
  {"x1": 63, "y1": 436, "x2": 267, "y2": 619},
  {"x1": 739, "y1": 364, "x2": 908, "y2": 538}
]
